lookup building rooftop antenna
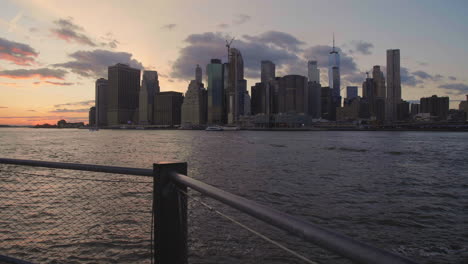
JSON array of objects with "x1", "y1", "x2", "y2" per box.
[
  {"x1": 225, "y1": 37, "x2": 235, "y2": 63},
  {"x1": 332, "y1": 32, "x2": 335, "y2": 52}
]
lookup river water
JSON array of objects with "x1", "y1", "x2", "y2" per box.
[{"x1": 0, "y1": 128, "x2": 466, "y2": 264}]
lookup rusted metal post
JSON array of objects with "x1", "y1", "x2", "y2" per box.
[{"x1": 153, "y1": 162, "x2": 188, "y2": 264}]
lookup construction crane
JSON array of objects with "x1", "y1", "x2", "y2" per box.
[{"x1": 225, "y1": 37, "x2": 235, "y2": 63}]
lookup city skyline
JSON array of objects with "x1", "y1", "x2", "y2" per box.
[{"x1": 1, "y1": 0, "x2": 468, "y2": 125}]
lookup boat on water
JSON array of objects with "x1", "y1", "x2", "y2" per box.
[{"x1": 205, "y1": 126, "x2": 224, "y2": 131}]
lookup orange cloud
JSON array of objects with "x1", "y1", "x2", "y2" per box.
[
  {"x1": 0, "y1": 37, "x2": 38, "y2": 66},
  {"x1": 0, "y1": 68, "x2": 67, "y2": 80}
]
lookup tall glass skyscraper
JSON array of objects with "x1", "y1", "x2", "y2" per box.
[
  {"x1": 308, "y1": 60, "x2": 320, "y2": 83},
  {"x1": 261, "y1": 60, "x2": 275, "y2": 83},
  {"x1": 207, "y1": 59, "x2": 224, "y2": 124},
  {"x1": 227, "y1": 48, "x2": 246, "y2": 124},
  {"x1": 138, "y1": 71, "x2": 159, "y2": 124},
  {"x1": 386, "y1": 49, "x2": 401, "y2": 121},
  {"x1": 328, "y1": 37, "x2": 340, "y2": 98}
]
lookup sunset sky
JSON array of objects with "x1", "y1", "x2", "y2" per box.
[{"x1": 1, "y1": 0, "x2": 467, "y2": 125}]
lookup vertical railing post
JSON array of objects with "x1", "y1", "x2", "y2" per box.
[{"x1": 153, "y1": 162, "x2": 188, "y2": 264}]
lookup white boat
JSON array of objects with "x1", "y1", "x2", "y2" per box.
[{"x1": 205, "y1": 126, "x2": 224, "y2": 131}]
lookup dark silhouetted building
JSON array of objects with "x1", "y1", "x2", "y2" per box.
[
  {"x1": 397, "y1": 101, "x2": 410, "y2": 121},
  {"x1": 420, "y1": 95, "x2": 449, "y2": 120},
  {"x1": 261, "y1": 60, "x2": 275, "y2": 83},
  {"x1": 89, "y1": 107, "x2": 96, "y2": 126},
  {"x1": 346, "y1": 86, "x2": 358, "y2": 100},
  {"x1": 138, "y1": 71, "x2": 159, "y2": 125},
  {"x1": 372, "y1": 65, "x2": 386, "y2": 98},
  {"x1": 277, "y1": 75, "x2": 308, "y2": 114},
  {"x1": 375, "y1": 98, "x2": 386, "y2": 122},
  {"x1": 321, "y1": 87, "x2": 332, "y2": 120},
  {"x1": 153, "y1": 92, "x2": 184, "y2": 126},
  {"x1": 459, "y1": 95, "x2": 468, "y2": 121},
  {"x1": 411, "y1": 103, "x2": 420, "y2": 117},
  {"x1": 308, "y1": 81, "x2": 322, "y2": 118},
  {"x1": 362, "y1": 75, "x2": 376, "y2": 116},
  {"x1": 207, "y1": 59, "x2": 224, "y2": 124},
  {"x1": 386, "y1": 49, "x2": 401, "y2": 121},
  {"x1": 226, "y1": 48, "x2": 246, "y2": 124},
  {"x1": 107, "y1": 63, "x2": 141, "y2": 126},
  {"x1": 95, "y1": 78, "x2": 108, "y2": 127}
]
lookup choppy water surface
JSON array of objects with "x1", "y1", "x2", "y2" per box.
[{"x1": 0, "y1": 128, "x2": 467, "y2": 264}]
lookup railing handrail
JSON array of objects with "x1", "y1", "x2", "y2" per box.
[
  {"x1": 170, "y1": 171, "x2": 417, "y2": 264},
  {"x1": 0, "y1": 158, "x2": 153, "y2": 177},
  {"x1": 0, "y1": 158, "x2": 419, "y2": 264}
]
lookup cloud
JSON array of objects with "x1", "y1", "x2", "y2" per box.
[
  {"x1": 53, "y1": 49, "x2": 143, "y2": 78},
  {"x1": 353, "y1": 41, "x2": 374, "y2": 55},
  {"x1": 438, "y1": 83, "x2": 468, "y2": 95},
  {"x1": 448, "y1": 76, "x2": 457, "y2": 81},
  {"x1": 400, "y1": 67, "x2": 422, "y2": 86},
  {"x1": 171, "y1": 32, "x2": 300, "y2": 79},
  {"x1": 29, "y1": 27, "x2": 38, "y2": 33},
  {"x1": 161, "y1": 24, "x2": 177, "y2": 30},
  {"x1": 233, "y1": 14, "x2": 251, "y2": 25},
  {"x1": 0, "y1": 106, "x2": 7, "y2": 109},
  {"x1": 0, "y1": 82, "x2": 18, "y2": 86},
  {"x1": 50, "y1": 108, "x2": 90, "y2": 113},
  {"x1": 218, "y1": 23, "x2": 229, "y2": 29},
  {"x1": 0, "y1": 68, "x2": 67, "y2": 80},
  {"x1": 27, "y1": 109, "x2": 36, "y2": 112},
  {"x1": 243, "y1": 31, "x2": 305, "y2": 52},
  {"x1": 100, "y1": 32, "x2": 119, "y2": 48},
  {"x1": 34, "y1": 81, "x2": 74, "y2": 86},
  {"x1": 412, "y1": 70, "x2": 432, "y2": 80},
  {"x1": 0, "y1": 37, "x2": 39, "y2": 65},
  {"x1": 412, "y1": 70, "x2": 443, "y2": 81},
  {"x1": 54, "y1": 100, "x2": 94, "y2": 108},
  {"x1": 51, "y1": 17, "x2": 96, "y2": 46}
]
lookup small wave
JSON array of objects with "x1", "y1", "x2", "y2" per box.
[
  {"x1": 339, "y1": 147, "x2": 368, "y2": 152},
  {"x1": 270, "y1": 144, "x2": 286, "y2": 148}
]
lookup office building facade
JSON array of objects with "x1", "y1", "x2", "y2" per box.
[
  {"x1": 95, "y1": 78, "x2": 109, "y2": 127},
  {"x1": 107, "y1": 63, "x2": 141, "y2": 126}
]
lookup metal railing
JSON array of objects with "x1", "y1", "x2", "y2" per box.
[{"x1": 0, "y1": 158, "x2": 419, "y2": 264}]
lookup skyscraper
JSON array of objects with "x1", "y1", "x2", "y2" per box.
[
  {"x1": 386, "y1": 49, "x2": 401, "y2": 121},
  {"x1": 153, "y1": 92, "x2": 184, "y2": 126},
  {"x1": 372, "y1": 65, "x2": 386, "y2": 98},
  {"x1": 362, "y1": 75, "x2": 376, "y2": 116},
  {"x1": 307, "y1": 60, "x2": 320, "y2": 83},
  {"x1": 308, "y1": 81, "x2": 322, "y2": 118},
  {"x1": 277, "y1": 75, "x2": 308, "y2": 114},
  {"x1": 420, "y1": 95, "x2": 449, "y2": 120},
  {"x1": 261, "y1": 60, "x2": 275, "y2": 83},
  {"x1": 107, "y1": 63, "x2": 141, "y2": 126},
  {"x1": 346, "y1": 86, "x2": 358, "y2": 100},
  {"x1": 181, "y1": 79, "x2": 207, "y2": 126},
  {"x1": 226, "y1": 48, "x2": 246, "y2": 124},
  {"x1": 207, "y1": 59, "x2": 224, "y2": 124},
  {"x1": 95, "y1": 78, "x2": 108, "y2": 127},
  {"x1": 328, "y1": 36, "x2": 340, "y2": 98},
  {"x1": 89, "y1": 106, "x2": 96, "y2": 127},
  {"x1": 138, "y1": 71, "x2": 159, "y2": 125},
  {"x1": 195, "y1": 64, "x2": 202, "y2": 84}
]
